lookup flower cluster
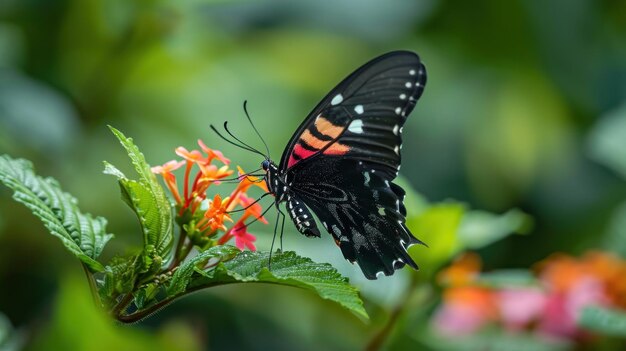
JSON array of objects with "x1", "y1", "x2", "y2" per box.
[
  {"x1": 152, "y1": 140, "x2": 268, "y2": 251},
  {"x1": 432, "y1": 251, "x2": 626, "y2": 341}
]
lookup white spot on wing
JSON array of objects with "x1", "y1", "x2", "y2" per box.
[
  {"x1": 393, "y1": 125, "x2": 399, "y2": 135},
  {"x1": 364, "y1": 172, "x2": 370, "y2": 186},
  {"x1": 332, "y1": 225, "x2": 341, "y2": 236},
  {"x1": 348, "y1": 119, "x2": 364, "y2": 134},
  {"x1": 409, "y1": 69, "x2": 416, "y2": 75},
  {"x1": 405, "y1": 82, "x2": 412, "y2": 88},
  {"x1": 395, "y1": 107, "x2": 401, "y2": 115},
  {"x1": 331, "y1": 94, "x2": 343, "y2": 105},
  {"x1": 399, "y1": 94, "x2": 406, "y2": 100},
  {"x1": 354, "y1": 105, "x2": 364, "y2": 114},
  {"x1": 394, "y1": 145, "x2": 399, "y2": 154}
]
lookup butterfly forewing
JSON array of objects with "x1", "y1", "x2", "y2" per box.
[{"x1": 278, "y1": 51, "x2": 426, "y2": 179}]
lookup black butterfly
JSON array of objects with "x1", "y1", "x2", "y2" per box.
[
  {"x1": 259, "y1": 51, "x2": 428, "y2": 280},
  {"x1": 214, "y1": 51, "x2": 427, "y2": 279}
]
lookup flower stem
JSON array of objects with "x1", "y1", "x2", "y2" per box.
[{"x1": 365, "y1": 274, "x2": 422, "y2": 351}]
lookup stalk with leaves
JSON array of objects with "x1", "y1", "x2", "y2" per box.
[{"x1": 0, "y1": 127, "x2": 367, "y2": 323}]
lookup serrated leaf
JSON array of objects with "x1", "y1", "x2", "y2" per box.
[
  {"x1": 167, "y1": 245, "x2": 241, "y2": 296},
  {"x1": 579, "y1": 306, "x2": 626, "y2": 337},
  {"x1": 107, "y1": 127, "x2": 173, "y2": 263},
  {"x1": 0, "y1": 155, "x2": 112, "y2": 271},
  {"x1": 186, "y1": 250, "x2": 368, "y2": 319}
]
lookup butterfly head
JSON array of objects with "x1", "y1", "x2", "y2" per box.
[{"x1": 261, "y1": 159, "x2": 271, "y2": 171}]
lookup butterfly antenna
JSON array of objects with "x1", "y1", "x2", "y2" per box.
[
  {"x1": 222, "y1": 121, "x2": 267, "y2": 158},
  {"x1": 243, "y1": 100, "x2": 271, "y2": 159},
  {"x1": 209, "y1": 124, "x2": 265, "y2": 157},
  {"x1": 226, "y1": 192, "x2": 271, "y2": 214}
]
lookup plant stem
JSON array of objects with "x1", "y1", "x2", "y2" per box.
[
  {"x1": 111, "y1": 293, "x2": 134, "y2": 318},
  {"x1": 168, "y1": 229, "x2": 187, "y2": 270},
  {"x1": 82, "y1": 264, "x2": 102, "y2": 307},
  {"x1": 365, "y1": 274, "x2": 421, "y2": 351},
  {"x1": 116, "y1": 295, "x2": 177, "y2": 323}
]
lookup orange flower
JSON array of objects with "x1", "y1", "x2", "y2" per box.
[
  {"x1": 198, "y1": 140, "x2": 230, "y2": 165},
  {"x1": 438, "y1": 252, "x2": 482, "y2": 287},
  {"x1": 199, "y1": 194, "x2": 232, "y2": 231},
  {"x1": 151, "y1": 160, "x2": 185, "y2": 204}
]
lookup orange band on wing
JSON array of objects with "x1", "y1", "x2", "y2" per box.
[
  {"x1": 324, "y1": 142, "x2": 350, "y2": 155},
  {"x1": 301, "y1": 130, "x2": 329, "y2": 149},
  {"x1": 315, "y1": 116, "x2": 344, "y2": 139}
]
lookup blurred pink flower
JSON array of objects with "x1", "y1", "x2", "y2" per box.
[
  {"x1": 497, "y1": 288, "x2": 546, "y2": 330},
  {"x1": 538, "y1": 277, "x2": 609, "y2": 339},
  {"x1": 433, "y1": 286, "x2": 495, "y2": 336}
]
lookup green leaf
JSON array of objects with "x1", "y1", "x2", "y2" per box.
[
  {"x1": 0, "y1": 312, "x2": 23, "y2": 351},
  {"x1": 406, "y1": 202, "x2": 465, "y2": 272},
  {"x1": 474, "y1": 269, "x2": 538, "y2": 288},
  {"x1": 167, "y1": 245, "x2": 241, "y2": 296},
  {"x1": 107, "y1": 127, "x2": 173, "y2": 265},
  {"x1": 185, "y1": 250, "x2": 368, "y2": 319},
  {"x1": 0, "y1": 155, "x2": 112, "y2": 271},
  {"x1": 423, "y1": 330, "x2": 570, "y2": 351},
  {"x1": 458, "y1": 208, "x2": 532, "y2": 249},
  {"x1": 603, "y1": 201, "x2": 626, "y2": 258},
  {"x1": 101, "y1": 254, "x2": 140, "y2": 300},
  {"x1": 579, "y1": 306, "x2": 626, "y2": 337},
  {"x1": 588, "y1": 101, "x2": 626, "y2": 179}
]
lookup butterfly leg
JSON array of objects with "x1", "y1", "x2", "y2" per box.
[
  {"x1": 268, "y1": 206, "x2": 283, "y2": 270},
  {"x1": 279, "y1": 207, "x2": 286, "y2": 251}
]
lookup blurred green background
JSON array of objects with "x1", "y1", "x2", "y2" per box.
[{"x1": 1, "y1": 0, "x2": 626, "y2": 350}]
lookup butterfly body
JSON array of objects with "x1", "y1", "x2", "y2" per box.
[{"x1": 262, "y1": 51, "x2": 427, "y2": 279}]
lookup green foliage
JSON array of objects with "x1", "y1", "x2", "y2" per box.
[
  {"x1": 405, "y1": 191, "x2": 530, "y2": 275},
  {"x1": 28, "y1": 275, "x2": 202, "y2": 351},
  {"x1": 458, "y1": 209, "x2": 532, "y2": 249},
  {"x1": 106, "y1": 127, "x2": 174, "y2": 269},
  {"x1": 407, "y1": 202, "x2": 465, "y2": 272},
  {"x1": 0, "y1": 155, "x2": 112, "y2": 272},
  {"x1": 603, "y1": 201, "x2": 626, "y2": 258},
  {"x1": 423, "y1": 331, "x2": 570, "y2": 351},
  {"x1": 187, "y1": 250, "x2": 369, "y2": 319},
  {"x1": 579, "y1": 306, "x2": 626, "y2": 337},
  {"x1": 0, "y1": 312, "x2": 23, "y2": 351},
  {"x1": 167, "y1": 245, "x2": 241, "y2": 296},
  {"x1": 474, "y1": 269, "x2": 538, "y2": 288},
  {"x1": 588, "y1": 102, "x2": 626, "y2": 179}
]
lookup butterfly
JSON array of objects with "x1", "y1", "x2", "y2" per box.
[{"x1": 257, "y1": 51, "x2": 427, "y2": 279}]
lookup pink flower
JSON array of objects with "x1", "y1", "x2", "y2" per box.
[
  {"x1": 232, "y1": 224, "x2": 256, "y2": 251},
  {"x1": 497, "y1": 288, "x2": 547, "y2": 330},
  {"x1": 538, "y1": 277, "x2": 609, "y2": 339},
  {"x1": 432, "y1": 286, "x2": 495, "y2": 336}
]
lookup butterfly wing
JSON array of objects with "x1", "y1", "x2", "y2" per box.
[
  {"x1": 278, "y1": 51, "x2": 427, "y2": 279},
  {"x1": 278, "y1": 50, "x2": 426, "y2": 179},
  {"x1": 288, "y1": 156, "x2": 424, "y2": 279}
]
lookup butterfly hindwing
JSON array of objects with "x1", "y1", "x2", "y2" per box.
[{"x1": 287, "y1": 156, "x2": 421, "y2": 279}]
